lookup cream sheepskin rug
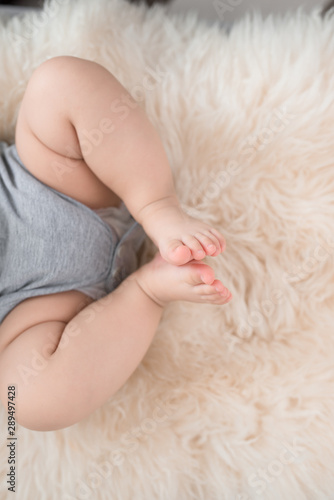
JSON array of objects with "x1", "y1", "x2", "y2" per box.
[{"x1": 0, "y1": 0, "x2": 334, "y2": 498}]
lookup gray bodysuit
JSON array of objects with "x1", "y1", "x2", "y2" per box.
[{"x1": 0, "y1": 141, "x2": 146, "y2": 324}]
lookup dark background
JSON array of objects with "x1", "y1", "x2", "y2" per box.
[
  {"x1": 0, "y1": 0, "x2": 332, "y2": 22},
  {"x1": 0, "y1": 0, "x2": 173, "y2": 7}
]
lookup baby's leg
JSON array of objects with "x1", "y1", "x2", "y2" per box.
[
  {"x1": 0, "y1": 257, "x2": 231, "y2": 431},
  {"x1": 19, "y1": 56, "x2": 226, "y2": 265}
]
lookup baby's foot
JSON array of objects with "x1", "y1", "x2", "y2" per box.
[
  {"x1": 134, "y1": 253, "x2": 232, "y2": 307},
  {"x1": 137, "y1": 197, "x2": 226, "y2": 265}
]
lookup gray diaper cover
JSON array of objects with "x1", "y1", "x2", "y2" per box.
[{"x1": 0, "y1": 141, "x2": 146, "y2": 324}]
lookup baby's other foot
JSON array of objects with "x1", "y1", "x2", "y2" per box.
[
  {"x1": 138, "y1": 197, "x2": 226, "y2": 265},
  {"x1": 135, "y1": 253, "x2": 232, "y2": 307}
]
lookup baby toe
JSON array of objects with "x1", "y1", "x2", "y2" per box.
[
  {"x1": 194, "y1": 232, "x2": 218, "y2": 256},
  {"x1": 182, "y1": 235, "x2": 206, "y2": 260},
  {"x1": 208, "y1": 228, "x2": 226, "y2": 252},
  {"x1": 194, "y1": 284, "x2": 218, "y2": 296},
  {"x1": 201, "y1": 293, "x2": 224, "y2": 302}
]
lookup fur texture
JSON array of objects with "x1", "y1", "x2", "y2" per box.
[{"x1": 0, "y1": 1, "x2": 334, "y2": 498}]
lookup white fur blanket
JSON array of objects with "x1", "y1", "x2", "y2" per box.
[{"x1": 0, "y1": 1, "x2": 334, "y2": 498}]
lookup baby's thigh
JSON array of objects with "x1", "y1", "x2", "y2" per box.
[
  {"x1": 0, "y1": 291, "x2": 92, "y2": 353},
  {"x1": 15, "y1": 56, "x2": 120, "y2": 210}
]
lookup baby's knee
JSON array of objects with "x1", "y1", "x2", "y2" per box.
[
  {"x1": 30, "y1": 55, "x2": 109, "y2": 92},
  {"x1": 27, "y1": 55, "x2": 86, "y2": 98},
  {"x1": 3, "y1": 382, "x2": 75, "y2": 432},
  {"x1": 0, "y1": 323, "x2": 73, "y2": 432},
  {"x1": 0, "y1": 366, "x2": 55, "y2": 432}
]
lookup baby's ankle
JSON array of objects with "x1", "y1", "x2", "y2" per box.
[
  {"x1": 133, "y1": 264, "x2": 167, "y2": 309},
  {"x1": 136, "y1": 194, "x2": 181, "y2": 226}
]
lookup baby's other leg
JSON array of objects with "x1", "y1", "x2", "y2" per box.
[
  {"x1": 19, "y1": 56, "x2": 226, "y2": 265},
  {"x1": 0, "y1": 272, "x2": 163, "y2": 431},
  {"x1": 0, "y1": 256, "x2": 231, "y2": 432}
]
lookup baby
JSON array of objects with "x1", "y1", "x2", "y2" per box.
[{"x1": 0, "y1": 56, "x2": 232, "y2": 431}]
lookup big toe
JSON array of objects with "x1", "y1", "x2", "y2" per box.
[
  {"x1": 187, "y1": 263, "x2": 215, "y2": 285},
  {"x1": 161, "y1": 239, "x2": 192, "y2": 265}
]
